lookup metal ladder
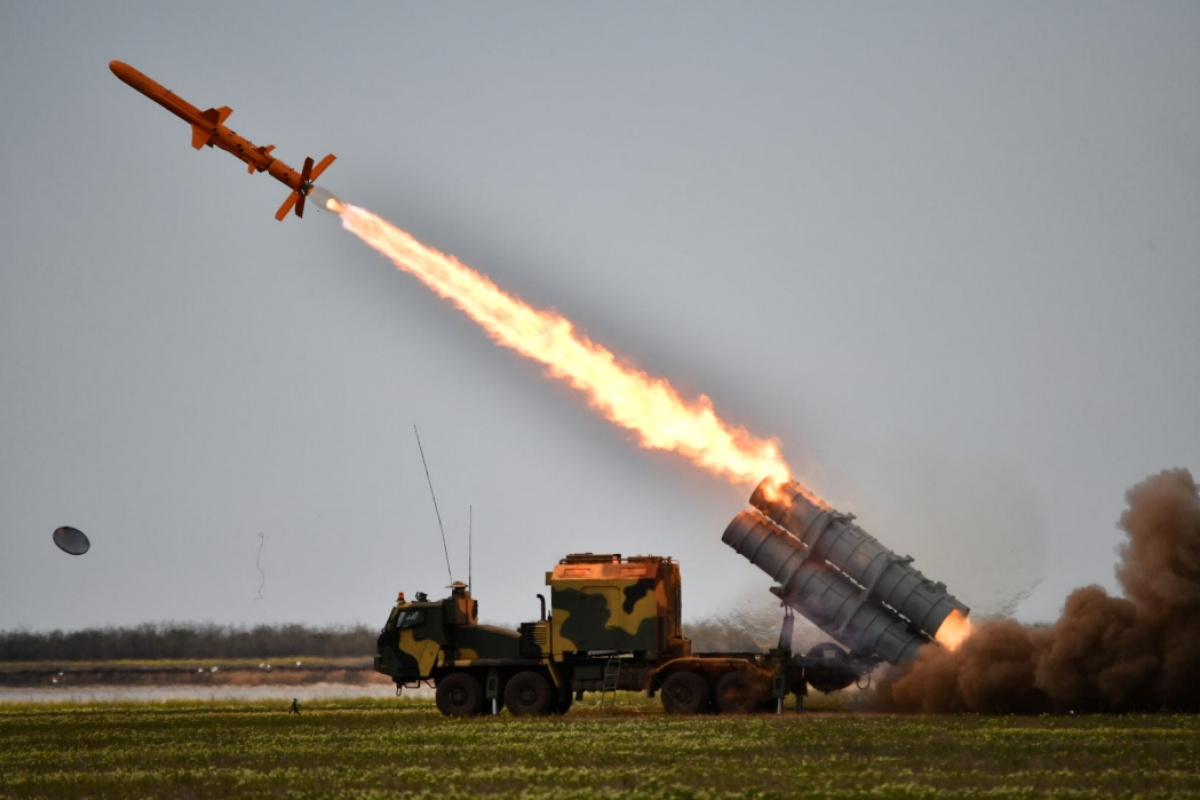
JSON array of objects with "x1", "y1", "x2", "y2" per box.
[{"x1": 599, "y1": 655, "x2": 622, "y2": 711}]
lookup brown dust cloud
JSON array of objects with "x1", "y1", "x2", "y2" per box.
[{"x1": 874, "y1": 468, "x2": 1200, "y2": 713}]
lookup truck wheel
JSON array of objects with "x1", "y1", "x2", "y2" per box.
[
  {"x1": 660, "y1": 671, "x2": 709, "y2": 714},
  {"x1": 504, "y1": 670, "x2": 554, "y2": 716},
  {"x1": 435, "y1": 672, "x2": 485, "y2": 716},
  {"x1": 714, "y1": 671, "x2": 764, "y2": 714}
]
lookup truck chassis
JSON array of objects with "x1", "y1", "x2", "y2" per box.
[{"x1": 375, "y1": 554, "x2": 870, "y2": 716}]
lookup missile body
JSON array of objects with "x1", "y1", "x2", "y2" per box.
[{"x1": 109, "y1": 60, "x2": 335, "y2": 220}]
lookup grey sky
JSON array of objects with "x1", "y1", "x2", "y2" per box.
[{"x1": 2, "y1": 2, "x2": 1197, "y2": 633}]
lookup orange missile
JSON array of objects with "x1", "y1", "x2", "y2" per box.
[{"x1": 109, "y1": 60, "x2": 335, "y2": 221}]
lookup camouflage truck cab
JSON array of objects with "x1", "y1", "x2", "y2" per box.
[
  {"x1": 547, "y1": 554, "x2": 690, "y2": 659},
  {"x1": 375, "y1": 582, "x2": 523, "y2": 683}
]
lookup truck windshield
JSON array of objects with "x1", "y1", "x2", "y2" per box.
[{"x1": 395, "y1": 610, "x2": 426, "y2": 629}]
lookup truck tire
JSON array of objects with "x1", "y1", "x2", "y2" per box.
[
  {"x1": 504, "y1": 670, "x2": 554, "y2": 716},
  {"x1": 714, "y1": 671, "x2": 765, "y2": 714},
  {"x1": 660, "y1": 671, "x2": 709, "y2": 714},
  {"x1": 435, "y1": 672, "x2": 486, "y2": 716}
]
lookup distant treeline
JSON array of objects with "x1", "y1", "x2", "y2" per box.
[
  {"x1": 0, "y1": 623, "x2": 377, "y2": 662},
  {"x1": 1, "y1": 614, "x2": 794, "y2": 662},
  {"x1": 683, "y1": 619, "x2": 762, "y2": 653}
]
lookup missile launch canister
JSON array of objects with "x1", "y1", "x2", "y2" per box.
[{"x1": 723, "y1": 479, "x2": 970, "y2": 664}]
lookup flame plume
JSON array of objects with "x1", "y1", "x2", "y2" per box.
[
  {"x1": 338, "y1": 203, "x2": 797, "y2": 493},
  {"x1": 934, "y1": 609, "x2": 972, "y2": 651}
]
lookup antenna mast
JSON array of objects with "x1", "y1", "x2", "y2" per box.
[{"x1": 414, "y1": 425, "x2": 453, "y2": 586}]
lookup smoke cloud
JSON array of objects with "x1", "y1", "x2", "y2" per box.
[{"x1": 874, "y1": 468, "x2": 1200, "y2": 713}]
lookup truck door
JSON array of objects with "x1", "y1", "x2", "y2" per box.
[{"x1": 396, "y1": 609, "x2": 443, "y2": 677}]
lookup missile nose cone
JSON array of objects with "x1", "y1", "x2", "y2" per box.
[{"x1": 109, "y1": 61, "x2": 140, "y2": 86}]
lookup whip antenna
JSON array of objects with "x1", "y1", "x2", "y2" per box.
[
  {"x1": 468, "y1": 504, "x2": 473, "y2": 594},
  {"x1": 414, "y1": 425, "x2": 453, "y2": 586}
]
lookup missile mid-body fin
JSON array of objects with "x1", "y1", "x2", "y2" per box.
[
  {"x1": 191, "y1": 107, "x2": 232, "y2": 149},
  {"x1": 190, "y1": 125, "x2": 212, "y2": 149}
]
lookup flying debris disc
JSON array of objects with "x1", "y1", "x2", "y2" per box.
[{"x1": 52, "y1": 526, "x2": 90, "y2": 555}]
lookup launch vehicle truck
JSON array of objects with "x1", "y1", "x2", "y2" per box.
[{"x1": 374, "y1": 479, "x2": 969, "y2": 715}]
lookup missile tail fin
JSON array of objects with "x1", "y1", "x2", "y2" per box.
[
  {"x1": 294, "y1": 157, "x2": 314, "y2": 219},
  {"x1": 273, "y1": 154, "x2": 335, "y2": 221},
  {"x1": 308, "y1": 154, "x2": 336, "y2": 181},
  {"x1": 275, "y1": 191, "x2": 301, "y2": 221}
]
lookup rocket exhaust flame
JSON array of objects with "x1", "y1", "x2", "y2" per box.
[
  {"x1": 309, "y1": 186, "x2": 343, "y2": 214},
  {"x1": 934, "y1": 609, "x2": 972, "y2": 651},
  {"x1": 337, "y1": 203, "x2": 801, "y2": 494}
]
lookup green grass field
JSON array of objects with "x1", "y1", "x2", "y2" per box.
[{"x1": 1, "y1": 697, "x2": 1197, "y2": 799}]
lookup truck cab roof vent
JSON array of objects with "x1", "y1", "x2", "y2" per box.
[{"x1": 561, "y1": 553, "x2": 622, "y2": 564}]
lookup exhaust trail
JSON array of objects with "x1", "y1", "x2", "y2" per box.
[{"x1": 334, "y1": 202, "x2": 815, "y2": 501}]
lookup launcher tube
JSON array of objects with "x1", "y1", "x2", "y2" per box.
[
  {"x1": 750, "y1": 480, "x2": 969, "y2": 640},
  {"x1": 722, "y1": 510, "x2": 925, "y2": 664}
]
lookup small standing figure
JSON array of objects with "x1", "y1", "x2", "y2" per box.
[{"x1": 290, "y1": 698, "x2": 301, "y2": 715}]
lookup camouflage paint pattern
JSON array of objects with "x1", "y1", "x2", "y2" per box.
[
  {"x1": 454, "y1": 624, "x2": 523, "y2": 661},
  {"x1": 375, "y1": 585, "x2": 529, "y2": 682},
  {"x1": 375, "y1": 598, "x2": 445, "y2": 681},
  {"x1": 547, "y1": 554, "x2": 689, "y2": 658}
]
